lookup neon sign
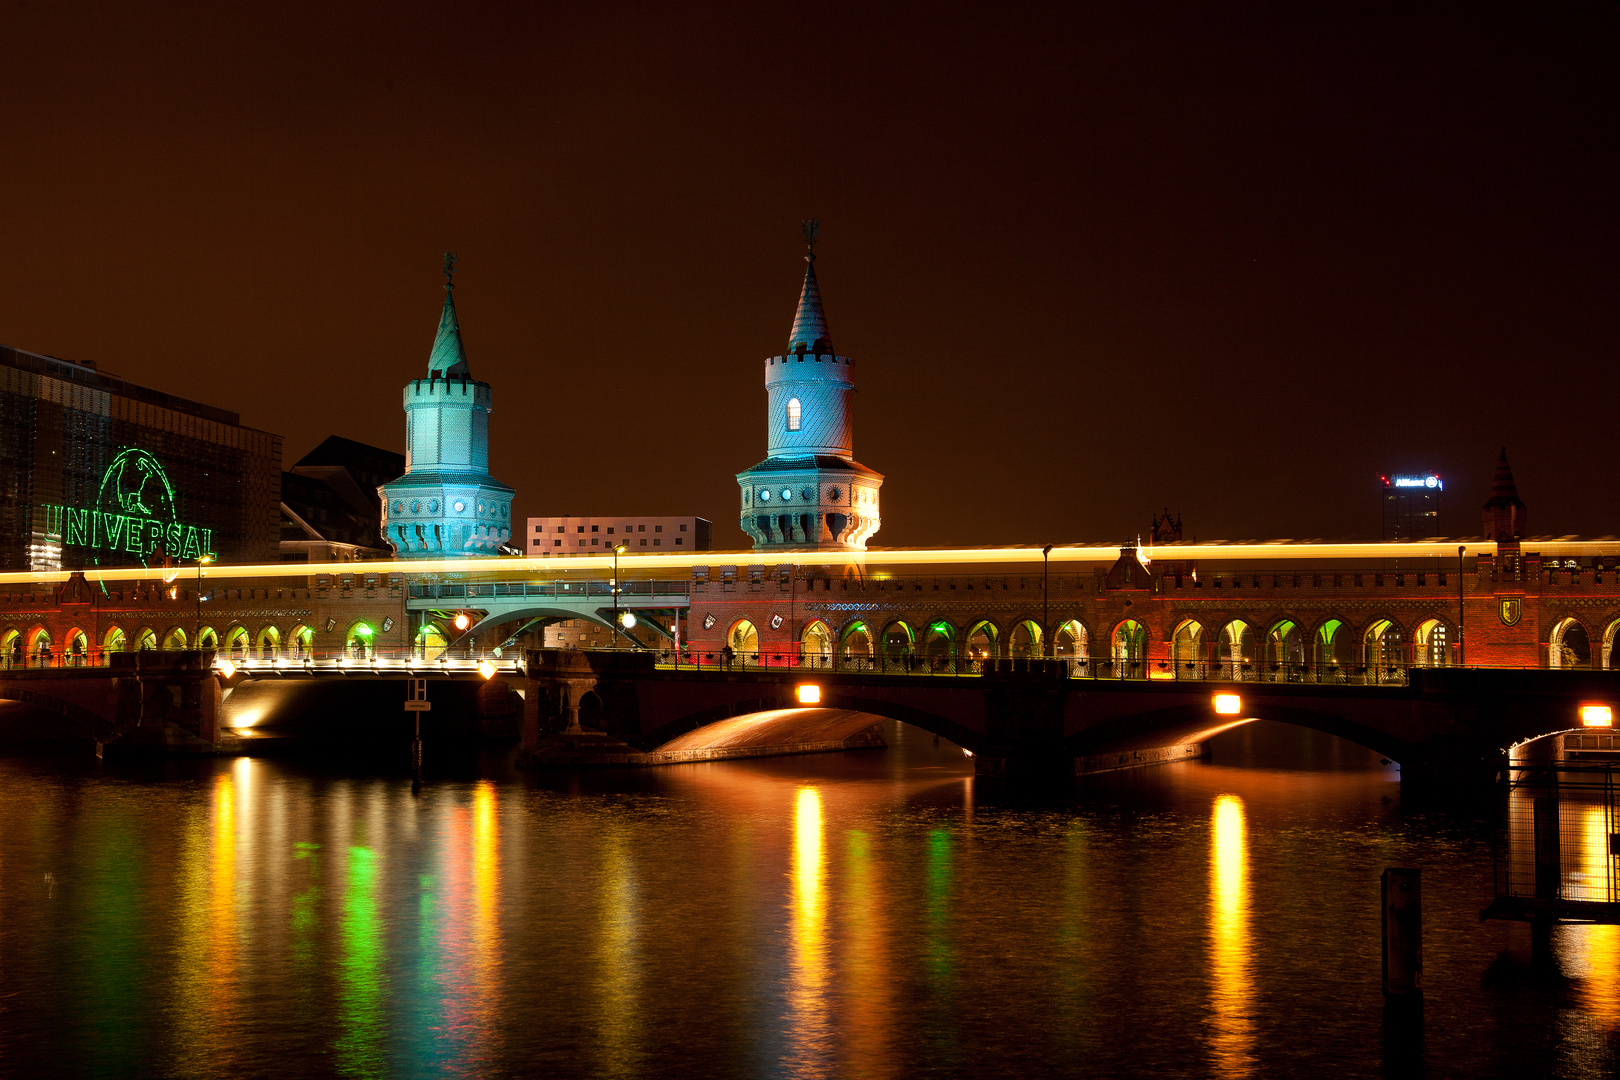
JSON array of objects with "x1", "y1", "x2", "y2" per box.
[
  {"x1": 1390, "y1": 475, "x2": 1441, "y2": 489},
  {"x1": 39, "y1": 448, "x2": 215, "y2": 564}
]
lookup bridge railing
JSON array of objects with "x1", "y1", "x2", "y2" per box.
[
  {"x1": 408, "y1": 580, "x2": 692, "y2": 601},
  {"x1": 638, "y1": 649, "x2": 1411, "y2": 685},
  {"x1": 1491, "y1": 759, "x2": 1620, "y2": 913}
]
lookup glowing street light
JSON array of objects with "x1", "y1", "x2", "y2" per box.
[
  {"x1": 477, "y1": 658, "x2": 496, "y2": 680},
  {"x1": 612, "y1": 544, "x2": 626, "y2": 648},
  {"x1": 796, "y1": 684, "x2": 821, "y2": 705},
  {"x1": 454, "y1": 612, "x2": 470, "y2": 631},
  {"x1": 1581, "y1": 704, "x2": 1613, "y2": 727},
  {"x1": 1213, "y1": 693, "x2": 1242, "y2": 716}
]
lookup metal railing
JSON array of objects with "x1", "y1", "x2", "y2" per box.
[
  {"x1": 1495, "y1": 760, "x2": 1620, "y2": 908},
  {"x1": 0, "y1": 646, "x2": 524, "y2": 675},
  {"x1": 409, "y1": 579, "x2": 691, "y2": 602}
]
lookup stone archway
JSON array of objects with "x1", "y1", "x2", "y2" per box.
[{"x1": 1550, "y1": 617, "x2": 1591, "y2": 669}]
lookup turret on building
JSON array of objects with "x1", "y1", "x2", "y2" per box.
[
  {"x1": 736, "y1": 223, "x2": 883, "y2": 551},
  {"x1": 1482, "y1": 448, "x2": 1527, "y2": 546},
  {"x1": 379, "y1": 255, "x2": 514, "y2": 559}
]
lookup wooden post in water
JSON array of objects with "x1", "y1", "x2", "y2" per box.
[{"x1": 1381, "y1": 868, "x2": 1422, "y2": 1001}]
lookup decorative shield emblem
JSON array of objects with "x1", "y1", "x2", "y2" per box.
[
  {"x1": 770, "y1": 614, "x2": 784, "y2": 629},
  {"x1": 702, "y1": 613, "x2": 716, "y2": 630},
  {"x1": 1499, "y1": 598, "x2": 1522, "y2": 626}
]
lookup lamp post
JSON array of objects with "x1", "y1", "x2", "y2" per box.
[
  {"x1": 1042, "y1": 545, "x2": 1054, "y2": 659},
  {"x1": 195, "y1": 555, "x2": 211, "y2": 644},
  {"x1": 613, "y1": 544, "x2": 625, "y2": 649},
  {"x1": 1458, "y1": 544, "x2": 1466, "y2": 668}
]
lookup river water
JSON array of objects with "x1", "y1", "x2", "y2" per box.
[{"x1": 0, "y1": 722, "x2": 1615, "y2": 1079}]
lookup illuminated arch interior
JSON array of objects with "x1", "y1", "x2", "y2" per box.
[
  {"x1": 1009, "y1": 620, "x2": 1043, "y2": 658},
  {"x1": 1, "y1": 628, "x2": 20, "y2": 662},
  {"x1": 800, "y1": 620, "x2": 832, "y2": 662},
  {"x1": 345, "y1": 621, "x2": 376, "y2": 660},
  {"x1": 29, "y1": 627, "x2": 52, "y2": 656},
  {"x1": 965, "y1": 620, "x2": 998, "y2": 660},
  {"x1": 1412, "y1": 618, "x2": 1450, "y2": 667},
  {"x1": 1551, "y1": 617, "x2": 1590, "y2": 669},
  {"x1": 840, "y1": 620, "x2": 871, "y2": 657},
  {"x1": 162, "y1": 627, "x2": 188, "y2": 649},
  {"x1": 1055, "y1": 619, "x2": 1088, "y2": 660},
  {"x1": 923, "y1": 621, "x2": 956, "y2": 666},
  {"x1": 1314, "y1": 619, "x2": 1345, "y2": 668},
  {"x1": 222, "y1": 626, "x2": 249, "y2": 656},
  {"x1": 1112, "y1": 619, "x2": 1146, "y2": 663},
  {"x1": 102, "y1": 626, "x2": 126, "y2": 653},
  {"x1": 1364, "y1": 619, "x2": 1402, "y2": 672},
  {"x1": 1172, "y1": 619, "x2": 1202, "y2": 668},
  {"x1": 882, "y1": 621, "x2": 914, "y2": 656},
  {"x1": 65, "y1": 628, "x2": 88, "y2": 658},
  {"x1": 1266, "y1": 620, "x2": 1301, "y2": 670},
  {"x1": 136, "y1": 627, "x2": 159, "y2": 651},
  {"x1": 196, "y1": 626, "x2": 218, "y2": 649},
  {"x1": 256, "y1": 625, "x2": 281, "y2": 657}
]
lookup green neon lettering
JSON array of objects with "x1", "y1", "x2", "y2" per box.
[
  {"x1": 164, "y1": 522, "x2": 183, "y2": 556},
  {"x1": 103, "y1": 515, "x2": 126, "y2": 551},
  {"x1": 124, "y1": 517, "x2": 143, "y2": 553},
  {"x1": 144, "y1": 521, "x2": 164, "y2": 557},
  {"x1": 65, "y1": 507, "x2": 88, "y2": 547},
  {"x1": 200, "y1": 529, "x2": 215, "y2": 560},
  {"x1": 181, "y1": 526, "x2": 201, "y2": 561}
]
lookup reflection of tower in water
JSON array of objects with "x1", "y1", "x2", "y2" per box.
[{"x1": 1209, "y1": 794, "x2": 1254, "y2": 1077}]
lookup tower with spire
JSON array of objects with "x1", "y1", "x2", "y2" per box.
[
  {"x1": 378, "y1": 254, "x2": 514, "y2": 559},
  {"x1": 736, "y1": 223, "x2": 883, "y2": 552},
  {"x1": 1482, "y1": 447, "x2": 1527, "y2": 546}
]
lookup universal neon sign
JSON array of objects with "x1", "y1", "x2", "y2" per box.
[{"x1": 39, "y1": 448, "x2": 216, "y2": 564}]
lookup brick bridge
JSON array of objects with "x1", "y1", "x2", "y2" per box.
[{"x1": 521, "y1": 649, "x2": 1620, "y2": 789}]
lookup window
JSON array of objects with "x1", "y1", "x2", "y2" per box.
[
  {"x1": 534, "y1": 525, "x2": 543, "y2": 534},
  {"x1": 676, "y1": 537, "x2": 683, "y2": 545},
  {"x1": 592, "y1": 538, "x2": 599, "y2": 546},
  {"x1": 577, "y1": 526, "x2": 585, "y2": 533},
  {"x1": 680, "y1": 524, "x2": 688, "y2": 532},
  {"x1": 579, "y1": 539, "x2": 586, "y2": 546},
  {"x1": 787, "y1": 397, "x2": 801, "y2": 431},
  {"x1": 557, "y1": 526, "x2": 564, "y2": 533},
  {"x1": 554, "y1": 539, "x2": 561, "y2": 547},
  {"x1": 655, "y1": 525, "x2": 663, "y2": 533},
  {"x1": 532, "y1": 538, "x2": 542, "y2": 546},
  {"x1": 638, "y1": 525, "x2": 646, "y2": 532},
  {"x1": 640, "y1": 539, "x2": 647, "y2": 546},
  {"x1": 607, "y1": 527, "x2": 614, "y2": 534},
  {"x1": 591, "y1": 525, "x2": 598, "y2": 532},
  {"x1": 653, "y1": 539, "x2": 661, "y2": 546}
]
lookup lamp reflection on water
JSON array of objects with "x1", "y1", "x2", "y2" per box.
[
  {"x1": 1572, "y1": 805, "x2": 1620, "y2": 1028},
  {"x1": 786, "y1": 787, "x2": 831, "y2": 1076},
  {"x1": 1209, "y1": 793, "x2": 1254, "y2": 1078}
]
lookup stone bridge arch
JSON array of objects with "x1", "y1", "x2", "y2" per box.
[
  {"x1": 1068, "y1": 700, "x2": 1417, "y2": 765},
  {"x1": 639, "y1": 691, "x2": 981, "y2": 756},
  {"x1": 0, "y1": 687, "x2": 116, "y2": 745}
]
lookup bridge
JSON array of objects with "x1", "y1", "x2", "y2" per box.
[{"x1": 519, "y1": 648, "x2": 1620, "y2": 791}]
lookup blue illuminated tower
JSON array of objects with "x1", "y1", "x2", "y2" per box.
[
  {"x1": 736, "y1": 224, "x2": 883, "y2": 551},
  {"x1": 379, "y1": 255, "x2": 514, "y2": 559}
]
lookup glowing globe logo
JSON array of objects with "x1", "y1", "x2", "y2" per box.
[{"x1": 99, "y1": 448, "x2": 177, "y2": 525}]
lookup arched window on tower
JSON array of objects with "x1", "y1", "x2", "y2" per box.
[{"x1": 787, "y1": 398, "x2": 801, "y2": 431}]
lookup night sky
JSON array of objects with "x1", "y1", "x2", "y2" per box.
[{"x1": 2, "y1": 2, "x2": 1616, "y2": 549}]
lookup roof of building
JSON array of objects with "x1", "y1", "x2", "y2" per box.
[
  {"x1": 1484, "y1": 447, "x2": 1526, "y2": 510},
  {"x1": 787, "y1": 254, "x2": 834, "y2": 356},
  {"x1": 427, "y1": 283, "x2": 471, "y2": 377}
]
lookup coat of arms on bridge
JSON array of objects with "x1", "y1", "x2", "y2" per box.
[{"x1": 1499, "y1": 597, "x2": 1522, "y2": 626}]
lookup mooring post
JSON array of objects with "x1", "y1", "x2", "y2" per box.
[{"x1": 1381, "y1": 868, "x2": 1422, "y2": 1002}]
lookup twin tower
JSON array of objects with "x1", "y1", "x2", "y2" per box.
[{"x1": 380, "y1": 230, "x2": 882, "y2": 559}]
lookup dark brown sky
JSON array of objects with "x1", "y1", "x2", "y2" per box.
[{"x1": 2, "y1": 2, "x2": 1615, "y2": 547}]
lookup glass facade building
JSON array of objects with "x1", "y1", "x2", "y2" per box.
[{"x1": 0, "y1": 344, "x2": 282, "y2": 572}]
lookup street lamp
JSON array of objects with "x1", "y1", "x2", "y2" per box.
[
  {"x1": 613, "y1": 544, "x2": 625, "y2": 649},
  {"x1": 196, "y1": 554, "x2": 212, "y2": 644},
  {"x1": 1042, "y1": 545, "x2": 1054, "y2": 659}
]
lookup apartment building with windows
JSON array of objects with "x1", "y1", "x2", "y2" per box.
[{"x1": 525, "y1": 516, "x2": 712, "y2": 555}]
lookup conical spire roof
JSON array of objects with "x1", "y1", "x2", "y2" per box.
[
  {"x1": 1483, "y1": 447, "x2": 1524, "y2": 509},
  {"x1": 427, "y1": 255, "x2": 470, "y2": 377},
  {"x1": 787, "y1": 254, "x2": 834, "y2": 356}
]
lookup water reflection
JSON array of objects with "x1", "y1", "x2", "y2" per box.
[
  {"x1": 1209, "y1": 793, "x2": 1253, "y2": 1078},
  {"x1": 596, "y1": 827, "x2": 641, "y2": 1076},
  {"x1": 840, "y1": 829, "x2": 895, "y2": 1080},
  {"x1": 786, "y1": 786, "x2": 831, "y2": 1076},
  {"x1": 337, "y1": 845, "x2": 384, "y2": 1077}
]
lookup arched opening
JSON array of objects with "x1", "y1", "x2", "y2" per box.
[
  {"x1": 881, "y1": 621, "x2": 915, "y2": 669},
  {"x1": 135, "y1": 626, "x2": 159, "y2": 652},
  {"x1": 1218, "y1": 620, "x2": 1254, "y2": 681},
  {"x1": 102, "y1": 626, "x2": 126, "y2": 657},
  {"x1": 1009, "y1": 620, "x2": 1043, "y2": 659},
  {"x1": 1412, "y1": 618, "x2": 1451, "y2": 668},
  {"x1": 196, "y1": 626, "x2": 218, "y2": 651},
  {"x1": 965, "y1": 620, "x2": 999, "y2": 664},
  {"x1": 801, "y1": 620, "x2": 832, "y2": 668},
  {"x1": 840, "y1": 621, "x2": 873, "y2": 669},
  {"x1": 1054, "y1": 619, "x2": 1088, "y2": 671},
  {"x1": 1550, "y1": 617, "x2": 1591, "y2": 669},
  {"x1": 1172, "y1": 619, "x2": 1204, "y2": 678},
  {"x1": 288, "y1": 624, "x2": 314, "y2": 660},
  {"x1": 0, "y1": 628, "x2": 18, "y2": 667},
  {"x1": 786, "y1": 397, "x2": 802, "y2": 432},
  {"x1": 256, "y1": 625, "x2": 281, "y2": 661},
  {"x1": 1605, "y1": 620, "x2": 1620, "y2": 671},
  {"x1": 221, "y1": 625, "x2": 249, "y2": 660},
  {"x1": 162, "y1": 626, "x2": 188, "y2": 650},
  {"x1": 64, "y1": 628, "x2": 88, "y2": 666},
  {"x1": 1364, "y1": 619, "x2": 1403, "y2": 683},
  {"x1": 1111, "y1": 619, "x2": 1146, "y2": 677},
  {"x1": 1265, "y1": 620, "x2": 1302, "y2": 682},
  {"x1": 1313, "y1": 619, "x2": 1348, "y2": 679},
  {"x1": 415, "y1": 622, "x2": 448, "y2": 662},
  {"x1": 724, "y1": 619, "x2": 759, "y2": 664},
  {"x1": 922, "y1": 620, "x2": 956, "y2": 671},
  {"x1": 344, "y1": 621, "x2": 376, "y2": 662},
  {"x1": 29, "y1": 627, "x2": 53, "y2": 666}
]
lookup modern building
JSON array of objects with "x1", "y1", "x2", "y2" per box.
[
  {"x1": 1381, "y1": 472, "x2": 1443, "y2": 540},
  {"x1": 736, "y1": 224, "x2": 883, "y2": 552},
  {"x1": 3, "y1": 342, "x2": 282, "y2": 573},
  {"x1": 526, "y1": 515, "x2": 712, "y2": 554},
  {"x1": 280, "y1": 436, "x2": 404, "y2": 562},
  {"x1": 379, "y1": 257, "x2": 514, "y2": 559}
]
